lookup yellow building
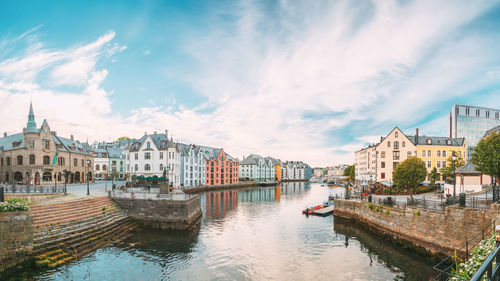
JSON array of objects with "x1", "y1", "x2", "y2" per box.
[
  {"x1": 274, "y1": 163, "x2": 281, "y2": 181},
  {"x1": 415, "y1": 136, "x2": 467, "y2": 181}
]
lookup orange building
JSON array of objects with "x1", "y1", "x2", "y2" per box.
[{"x1": 200, "y1": 146, "x2": 239, "y2": 186}]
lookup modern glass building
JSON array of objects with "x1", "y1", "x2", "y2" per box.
[{"x1": 449, "y1": 105, "x2": 500, "y2": 161}]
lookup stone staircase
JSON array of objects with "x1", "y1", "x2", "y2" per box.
[{"x1": 30, "y1": 197, "x2": 137, "y2": 268}]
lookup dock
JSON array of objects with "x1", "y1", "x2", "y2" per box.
[{"x1": 312, "y1": 206, "x2": 334, "y2": 217}]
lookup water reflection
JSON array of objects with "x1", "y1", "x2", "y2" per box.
[{"x1": 201, "y1": 189, "x2": 239, "y2": 218}]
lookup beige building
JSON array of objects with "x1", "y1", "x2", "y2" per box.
[
  {"x1": 354, "y1": 144, "x2": 377, "y2": 184},
  {"x1": 0, "y1": 103, "x2": 93, "y2": 185},
  {"x1": 375, "y1": 127, "x2": 417, "y2": 183}
]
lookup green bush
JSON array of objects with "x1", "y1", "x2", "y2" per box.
[
  {"x1": 7, "y1": 198, "x2": 28, "y2": 204},
  {"x1": 385, "y1": 209, "x2": 390, "y2": 215},
  {"x1": 382, "y1": 188, "x2": 390, "y2": 194},
  {"x1": 368, "y1": 203, "x2": 374, "y2": 210},
  {"x1": 415, "y1": 211, "x2": 420, "y2": 216},
  {"x1": 0, "y1": 199, "x2": 29, "y2": 212}
]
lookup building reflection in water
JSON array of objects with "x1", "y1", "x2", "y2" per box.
[
  {"x1": 239, "y1": 186, "x2": 276, "y2": 202},
  {"x1": 202, "y1": 190, "x2": 239, "y2": 219},
  {"x1": 279, "y1": 181, "x2": 310, "y2": 196}
]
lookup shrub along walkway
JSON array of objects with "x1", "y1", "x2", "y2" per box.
[{"x1": 30, "y1": 197, "x2": 137, "y2": 268}]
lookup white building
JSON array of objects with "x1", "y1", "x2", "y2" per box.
[
  {"x1": 239, "y1": 154, "x2": 274, "y2": 181},
  {"x1": 92, "y1": 148, "x2": 109, "y2": 180},
  {"x1": 125, "y1": 131, "x2": 181, "y2": 188},
  {"x1": 281, "y1": 161, "x2": 305, "y2": 180},
  {"x1": 354, "y1": 144, "x2": 378, "y2": 184},
  {"x1": 179, "y1": 143, "x2": 206, "y2": 188}
]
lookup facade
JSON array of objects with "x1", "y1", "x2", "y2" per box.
[
  {"x1": 125, "y1": 131, "x2": 181, "y2": 188},
  {"x1": 267, "y1": 158, "x2": 281, "y2": 181},
  {"x1": 239, "y1": 154, "x2": 274, "y2": 181},
  {"x1": 199, "y1": 146, "x2": 239, "y2": 186},
  {"x1": 281, "y1": 161, "x2": 307, "y2": 180},
  {"x1": 414, "y1": 135, "x2": 466, "y2": 182},
  {"x1": 179, "y1": 144, "x2": 206, "y2": 188},
  {"x1": 312, "y1": 168, "x2": 324, "y2": 178},
  {"x1": 107, "y1": 147, "x2": 125, "y2": 180},
  {"x1": 0, "y1": 103, "x2": 93, "y2": 185},
  {"x1": 354, "y1": 144, "x2": 378, "y2": 184},
  {"x1": 375, "y1": 127, "x2": 417, "y2": 183},
  {"x1": 449, "y1": 105, "x2": 500, "y2": 161},
  {"x1": 443, "y1": 163, "x2": 492, "y2": 194},
  {"x1": 92, "y1": 148, "x2": 109, "y2": 180}
]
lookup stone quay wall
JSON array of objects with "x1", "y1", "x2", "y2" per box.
[
  {"x1": 113, "y1": 196, "x2": 202, "y2": 230},
  {"x1": 0, "y1": 212, "x2": 34, "y2": 273},
  {"x1": 333, "y1": 199, "x2": 495, "y2": 256}
]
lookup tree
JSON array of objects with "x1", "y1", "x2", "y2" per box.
[
  {"x1": 393, "y1": 157, "x2": 427, "y2": 201},
  {"x1": 472, "y1": 131, "x2": 500, "y2": 183},
  {"x1": 112, "y1": 170, "x2": 119, "y2": 180},
  {"x1": 343, "y1": 165, "x2": 355, "y2": 181},
  {"x1": 430, "y1": 167, "x2": 438, "y2": 189},
  {"x1": 116, "y1": 136, "x2": 130, "y2": 142},
  {"x1": 440, "y1": 151, "x2": 465, "y2": 181}
]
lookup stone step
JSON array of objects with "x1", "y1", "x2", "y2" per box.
[
  {"x1": 32, "y1": 202, "x2": 116, "y2": 223},
  {"x1": 34, "y1": 208, "x2": 122, "y2": 236},
  {"x1": 30, "y1": 197, "x2": 110, "y2": 210},
  {"x1": 34, "y1": 210, "x2": 126, "y2": 244},
  {"x1": 33, "y1": 206, "x2": 118, "y2": 227},
  {"x1": 33, "y1": 215, "x2": 130, "y2": 255},
  {"x1": 31, "y1": 198, "x2": 113, "y2": 216}
]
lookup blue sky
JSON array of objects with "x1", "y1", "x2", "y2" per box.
[{"x1": 1, "y1": 0, "x2": 500, "y2": 166}]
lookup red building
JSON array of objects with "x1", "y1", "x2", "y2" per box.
[{"x1": 200, "y1": 146, "x2": 239, "y2": 186}]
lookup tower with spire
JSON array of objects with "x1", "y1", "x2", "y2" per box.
[{"x1": 26, "y1": 102, "x2": 37, "y2": 133}]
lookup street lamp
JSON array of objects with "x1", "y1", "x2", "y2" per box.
[
  {"x1": 63, "y1": 169, "x2": 67, "y2": 195},
  {"x1": 86, "y1": 160, "x2": 90, "y2": 196},
  {"x1": 452, "y1": 153, "x2": 457, "y2": 198}
]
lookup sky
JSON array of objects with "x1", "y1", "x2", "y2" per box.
[{"x1": 1, "y1": 0, "x2": 500, "y2": 167}]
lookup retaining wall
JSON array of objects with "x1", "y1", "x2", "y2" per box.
[
  {"x1": 113, "y1": 196, "x2": 202, "y2": 230},
  {"x1": 333, "y1": 199, "x2": 496, "y2": 255},
  {"x1": 0, "y1": 211, "x2": 33, "y2": 273}
]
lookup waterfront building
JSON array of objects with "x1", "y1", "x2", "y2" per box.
[
  {"x1": 179, "y1": 143, "x2": 206, "y2": 188},
  {"x1": 414, "y1": 133, "x2": 466, "y2": 182},
  {"x1": 449, "y1": 105, "x2": 500, "y2": 161},
  {"x1": 239, "y1": 154, "x2": 274, "y2": 181},
  {"x1": 199, "y1": 146, "x2": 239, "y2": 186},
  {"x1": 281, "y1": 161, "x2": 307, "y2": 180},
  {"x1": 375, "y1": 127, "x2": 417, "y2": 183},
  {"x1": 107, "y1": 147, "x2": 126, "y2": 180},
  {"x1": 354, "y1": 143, "x2": 378, "y2": 184},
  {"x1": 266, "y1": 157, "x2": 282, "y2": 181},
  {"x1": 0, "y1": 103, "x2": 94, "y2": 185},
  {"x1": 312, "y1": 168, "x2": 324, "y2": 178},
  {"x1": 124, "y1": 131, "x2": 181, "y2": 188}
]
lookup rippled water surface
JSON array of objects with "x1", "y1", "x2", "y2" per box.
[{"x1": 6, "y1": 183, "x2": 436, "y2": 280}]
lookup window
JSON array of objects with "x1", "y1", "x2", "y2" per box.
[
  {"x1": 496, "y1": 112, "x2": 499, "y2": 120},
  {"x1": 381, "y1": 162, "x2": 385, "y2": 168},
  {"x1": 6, "y1": 157, "x2": 10, "y2": 166},
  {"x1": 387, "y1": 141, "x2": 391, "y2": 147},
  {"x1": 476, "y1": 109, "x2": 480, "y2": 117},
  {"x1": 393, "y1": 151, "x2": 400, "y2": 160},
  {"x1": 381, "y1": 151, "x2": 385, "y2": 158},
  {"x1": 395, "y1": 131, "x2": 398, "y2": 138},
  {"x1": 466, "y1": 107, "x2": 470, "y2": 115},
  {"x1": 135, "y1": 164, "x2": 138, "y2": 171},
  {"x1": 427, "y1": 150, "x2": 431, "y2": 157},
  {"x1": 0, "y1": 158, "x2": 3, "y2": 166},
  {"x1": 160, "y1": 164, "x2": 164, "y2": 171},
  {"x1": 427, "y1": 161, "x2": 431, "y2": 168},
  {"x1": 58, "y1": 157, "x2": 65, "y2": 166},
  {"x1": 82, "y1": 159, "x2": 84, "y2": 167},
  {"x1": 407, "y1": 151, "x2": 412, "y2": 158},
  {"x1": 394, "y1": 141, "x2": 399, "y2": 149},
  {"x1": 422, "y1": 150, "x2": 426, "y2": 157},
  {"x1": 29, "y1": 154, "x2": 35, "y2": 165},
  {"x1": 442, "y1": 161, "x2": 446, "y2": 168},
  {"x1": 103, "y1": 164, "x2": 107, "y2": 171},
  {"x1": 393, "y1": 162, "x2": 399, "y2": 169},
  {"x1": 135, "y1": 153, "x2": 138, "y2": 160},
  {"x1": 442, "y1": 150, "x2": 446, "y2": 157},
  {"x1": 147, "y1": 142, "x2": 151, "y2": 149},
  {"x1": 487, "y1": 111, "x2": 490, "y2": 118},
  {"x1": 127, "y1": 154, "x2": 130, "y2": 160},
  {"x1": 437, "y1": 151, "x2": 441, "y2": 157},
  {"x1": 144, "y1": 152, "x2": 151, "y2": 159},
  {"x1": 74, "y1": 158, "x2": 78, "y2": 167},
  {"x1": 402, "y1": 141, "x2": 405, "y2": 147},
  {"x1": 17, "y1": 155, "x2": 23, "y2": 165},
  {"x1": 96, "y1": 164, "x2": 100, "y2": 171},
  {"x1": 437, "y1": 162, "x2": 441, "y2": 168},
  {"x1": 145, "y1": 164, "x2": 151, "y2": 171},
  {"x1": 381, "y1": 173, "x2": 385, "y2": 179},
  {"x1": 160, "y1": 152, "x2": 163, "y2": 159},
  {"x1": 29, "y1": 140, "x2": 35, "y2": 148},
  {"x1": 45, "y1": 140, "x2": 50, "y2": 149}
]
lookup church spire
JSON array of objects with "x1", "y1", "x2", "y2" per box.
[{"x1": 26, "y1": 102, "x2": 37, "y2": 132}]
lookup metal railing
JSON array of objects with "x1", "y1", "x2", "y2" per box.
[
  {"x1": 433, "y1": 221, "x2": 496, "y2": 280},
  {"x1": 470, "y1": 245, "x2": 500, "y2": 281},
  {"x1": 110, "y1": 189, "x2": 197, "y2": 200},
  {"x1": 0, "y1": 184, "x2": 65, "y2": 194}
]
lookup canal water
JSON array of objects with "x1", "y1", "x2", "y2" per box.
[{"x1": 6, "y1": 183, "x2": 436, "y2": 280}]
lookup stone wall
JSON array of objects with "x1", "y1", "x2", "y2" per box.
[
  {"x1": 0, "y1": 211, "x2": 34, "y2": 273},
  {"x1": 333, "y1": 199, "x2": 495, "y2": 256},
  {"x1": 5, "y1": 194, "x2": 63, "y2": 204},
  {"x1": 113, "y1": 196, "x2": 202, "y2": 230}
]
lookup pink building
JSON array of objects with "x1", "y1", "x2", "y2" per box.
[{"x1": 200, "y1": 147, "x2": 239, "y2": 186}]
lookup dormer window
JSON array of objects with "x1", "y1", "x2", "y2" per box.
[
  {"x1": 426, "y1": 139, "x2": 432, "y2": 145},
  {"x1": 147, "y1": 142, "x2": 151, "y2": 149},
  {"x1": 446, "y1": 139, "x2": 452, "y2": 145}
]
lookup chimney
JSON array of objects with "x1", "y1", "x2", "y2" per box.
[
  {"x1": 144, "y1": 132, "x2": 147, "y2": 135},
  {"x1": 3, "y1": 132, "x2": 6, "y2": 137},
  {"x1": 415, "y1": 128, "x2": 419, "y2": 144},
  {"x1": 71, "y1": 135, "x2": 74, "y2": 140},
  {"x1": 165, "y1": 130, "x2": 168, "y2": 138},
  {"x1": 154, "y1": 131, "x2": 157, "y2": 134}
]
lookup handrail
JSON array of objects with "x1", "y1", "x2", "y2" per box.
[{"x1": 470, "y1": 246, "x2": 500, "y2": 281}]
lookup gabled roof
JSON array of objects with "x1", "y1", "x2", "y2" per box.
[
  {"x1": 0, "y1": 133, "x2": 25, "y2": 151},
  {"x1": 484, "y1": 125, "x2": 500, "y2": 138},
  {"x1": 456, "y1": 163, "x2": 482, "y2": 174},
  {"x1": 127, "y1": 133, "x2": 178, "y2": 152},
  {"x1": 409, "y1": 136, "x2": 465, "y2": 146},
  {"x1": 52, "y1": 135, "x2": 91, "y2": 156}
]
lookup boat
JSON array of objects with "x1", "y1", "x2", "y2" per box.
[{"x1": 301, "y1": 201, "x2": 334, "y2": 216}]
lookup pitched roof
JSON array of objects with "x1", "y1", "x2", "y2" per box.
[
  {"x1": 455, "y1": 163, "x2": 482, "y2": 174},
  {"x1": 0, "y1": 133, "x2": 25, "y2": 151},
  {"x1": 52, "y1": 135, "x2": 91, "y2": 156},
  {"x1": 408, "y1": 135, "x2": 465, "y2": 146},
  {"x1": 484, "y1": 125, "x2": 500, "y2": 138}
]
